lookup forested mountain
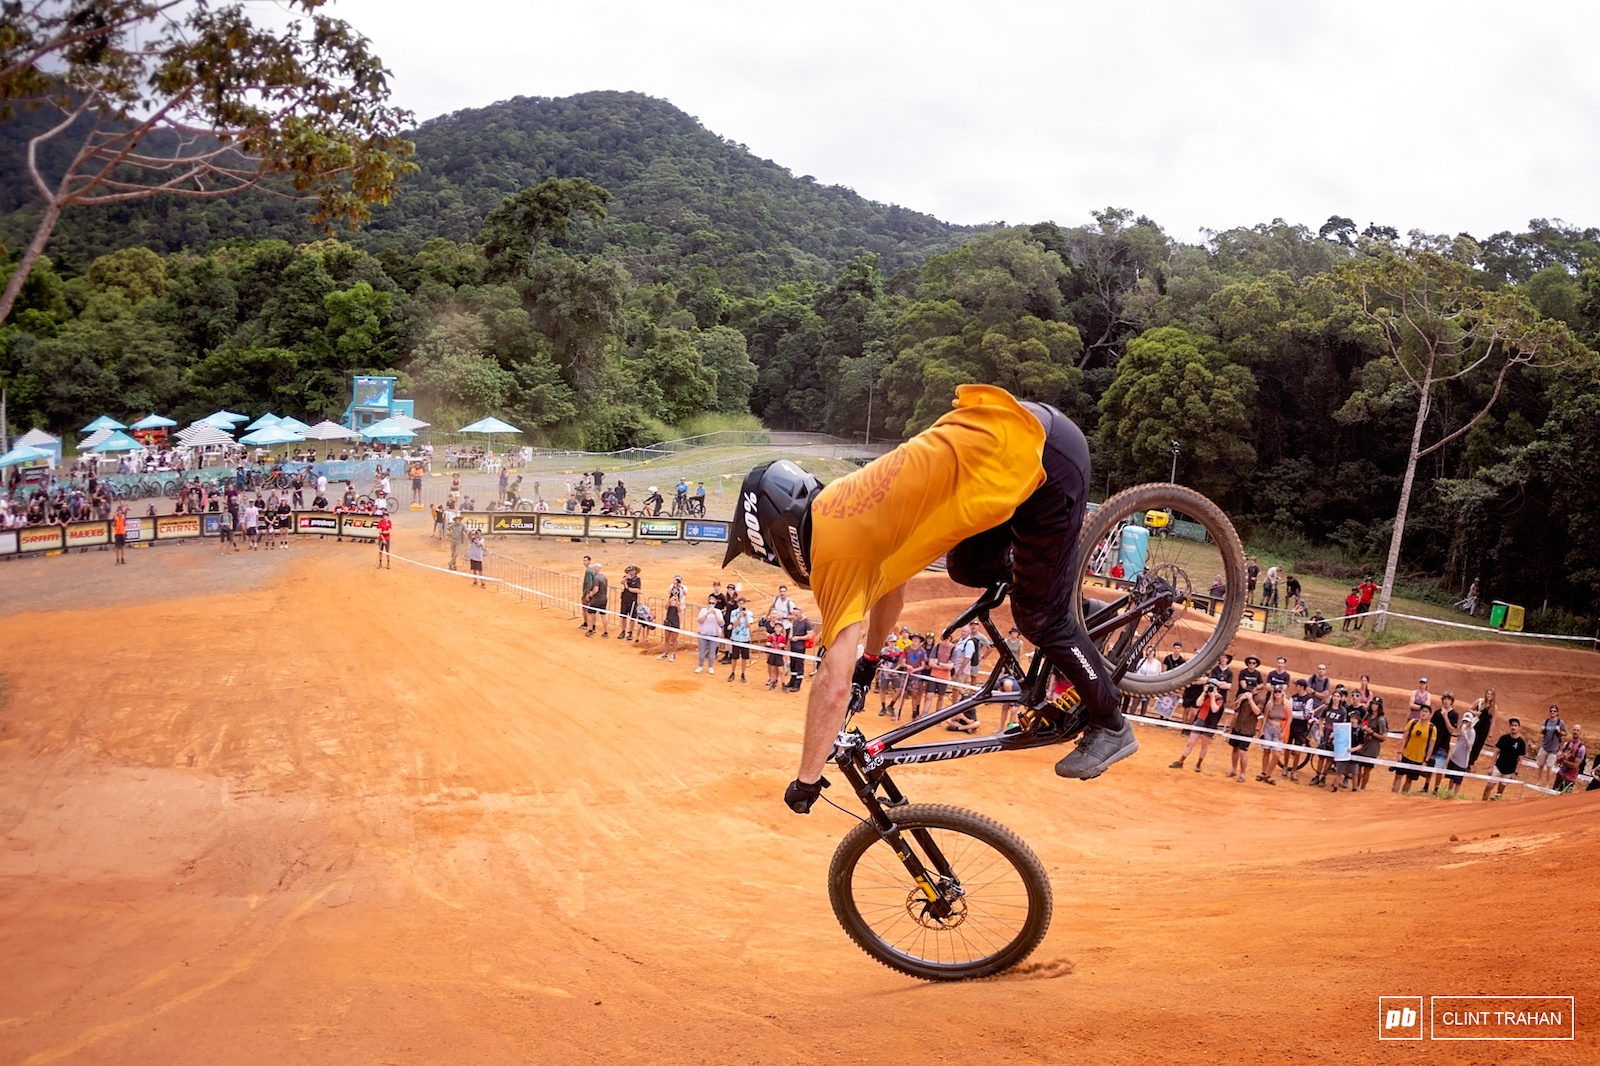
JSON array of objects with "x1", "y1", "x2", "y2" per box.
[
  {"x1": 3, "y1": 88, "x2": 1600, "y2": 629},
  {"x1": 0, "y1": 91, "x2": 977, "y2": 288}
]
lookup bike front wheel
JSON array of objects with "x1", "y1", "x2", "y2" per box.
[
  {"x1": 1072, "y1": 482, "x2": 1246, "y2": 696},
  {"x1": 828, "y1": 804, "x2": 1051, "y2": 981}
]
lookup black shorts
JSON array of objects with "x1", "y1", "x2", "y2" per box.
[
  {"x1": 619, "y1": 592, "x2": 638, "y2": 615},
  {"x1": 114, "y1": 533, "x2": 126, "y2": 546},
  {"x1": 1229, "y1": 735, "x2": 1253, "y2": 751},
  {"x1": 731, "y1": 644, "x2": 750, "y2": 660},
  {"x1": 665, "y1": 606, "x2": 680, "y2": 629},
  {"x1": 766, "y1": 651, "x2": 786, "y2": 667},
  {"x1": 1395, "y1": 756, "x2": 1424, "y2": 780},
  {"x1": 379, "y1": 538, "x2": 391, "y2": 552},
  {"x1": 1289, "y1": 720, "x2": 1310, "y2": 744},
  {"x1": 470, "y1": 559, "x2": 483, "y2": 572},
  {"x1": 1356, "y1": 601, "x2": 1371, "y2": 614}
]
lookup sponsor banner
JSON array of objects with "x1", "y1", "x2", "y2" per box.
[
  {"x1": 586, "y1": 516, "x2": 636, "y2": 539},
  {"x1": 449, "y1": 511, "x2": 488, "y2": 534},
  {"x1": 488, "y1": 513, "x2": 540, "y2": 534},
  {"x1": 66, "y1": 521, "x2": 110, "y2": 548},
  {"x1": 296, "y1": 511, "x2": 339, "y2": 535},
  {"x1": 0, "y1": 530, "x2": 17, "y2": 556},
  {"x1": 126, "y1": 517, "x2": 154, "y2": 543},
  {"x1": 19, "y1": 526, "x2": 64, "y2": 553},
  {"x1": 155, "y1": 514, "x2": 202, "y2": 539},
  {"x1": 637, "y1": 518, "x2": 681, "y2": 540},
  {"x1": 1238, "y1": 605, "x2": 1265, "y2": 632},
  {"x1": 684, "y1": 520, "x2": 730, "y2": 543},
  {"x1": 202, "y1": 512, "x2": 224, "y2": 536},
  {"x1": 539, "y1": 514, "x2": 586, "y2": 537},
  {"x1": 340, "y1": 513, "x2": 382, "y2": 540}
]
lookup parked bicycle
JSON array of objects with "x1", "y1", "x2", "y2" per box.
[{"x1": 821, "y1": 483, "x2": 1244, "y2": 979}]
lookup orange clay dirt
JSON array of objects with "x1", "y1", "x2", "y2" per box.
[{"x1": 1, "y1": 514, "x2": 1597, "y2": 1065}]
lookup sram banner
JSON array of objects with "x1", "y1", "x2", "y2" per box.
[
  {"x1": 18, "y1": 526, "x2": 64, "y2": 552},
  {"x1": 65, "y1": 521, "x2": 110, "y2": 548},
  {"x1": 340, "y1": 513, "x2": 382, "y2": 540},
  {"x1": 155, "y1": 514, "x2": 202, "y2": 539}
]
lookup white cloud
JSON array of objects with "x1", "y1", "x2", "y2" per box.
[{"x1": 325, "y1": 0, "x2": 1600, "y2": 239}]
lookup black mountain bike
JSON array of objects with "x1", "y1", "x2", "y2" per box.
[{"x1": 823, "y1": 483, "x2": 1245, "y2": 980}]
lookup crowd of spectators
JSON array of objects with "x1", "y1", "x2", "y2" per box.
[{"x1": 1147, "y1": 649, "x2": 1591, "y2": 798}]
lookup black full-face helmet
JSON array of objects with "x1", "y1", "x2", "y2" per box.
[{"x1": 722, "y1": 460, "x2": 823, "y2": 588}]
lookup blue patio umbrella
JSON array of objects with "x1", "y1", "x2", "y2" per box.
[
  {"x1": 274, "y1": 416, "x2": 311, "y2": 434},
  {"x1": 0, "y1": 444, "x2": 53, "y2": 467},
  {"x1": 239, "y1": 424, "x2": 306, "y2": 446},
  {"x1": 245, "y1": 412, "x2": 281, "y2": 431},
  {"x1": 458, "y1": 416, "x2": 521, "y2": 454},
  {"x1": 89, "y1": 430, "x2": 144, "y2": 452},
  {"x1": 81, "y1": 415, "x2": 126, "y2": 432},
  {"x1": 130, "y1": 413, "x2": 178, "y2": 430},
  {"x1": 199, "y1": 410, "x2": 248, "y2": 428},
  {"x1": 360, "y1": 417, "x2": 416, "y2": 444}
]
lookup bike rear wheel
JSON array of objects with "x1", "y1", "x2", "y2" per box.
[
  {"x1": 1072, "y1": 483, "x2": 1246, "y2": 696},
  {"x1": 828, "y1": 804, "x2": 1051, "y2": 980}
]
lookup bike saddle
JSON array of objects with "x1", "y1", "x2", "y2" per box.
[{"x1": 943, "y1": 582, "x2": 1010, "y2": 640}]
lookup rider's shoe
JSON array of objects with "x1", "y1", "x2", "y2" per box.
[{"x1": 1055, "y1": 719, "x2": 1138, "y2": 780}]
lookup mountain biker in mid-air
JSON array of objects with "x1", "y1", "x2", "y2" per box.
[{"x1": 722, "y1": 384, "x2": 1135, "y2": 814}]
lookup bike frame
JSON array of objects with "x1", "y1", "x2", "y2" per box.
[{"x1": 828, "y1": 580, "x2": 1176, "y2": 918}]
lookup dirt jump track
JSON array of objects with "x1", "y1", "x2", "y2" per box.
[{"x1": 1, "y1": 515, "x2": 1596, "y2": 1064}]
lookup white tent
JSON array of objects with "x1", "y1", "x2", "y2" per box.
[
  {"x1": 16, "y1": 428, "x2": 59, "y2": 447},
  {"x1": 80, "y1": 428, "x2": 116, "y2": 449},
  {"x1": 177, "y1": 422, "x2": 237, "y2": 447}
]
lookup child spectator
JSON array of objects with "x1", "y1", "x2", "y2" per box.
[
  {"x1": 764, "y1": 614, "x2": 789, "y2": 690},
  {"x1": 467, "y1": 530, "x2": 485, "y2": 588},
  {"x1": 726, "y1": 597, "x2": 754, "y2": 682}
]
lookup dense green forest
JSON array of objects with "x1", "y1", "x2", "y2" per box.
[{"x1": 3, "y1": 91, "x2": 1599, "y2": 628}]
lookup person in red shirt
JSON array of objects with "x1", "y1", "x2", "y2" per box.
[
  {"x1": 1108, "y1": 561, "x2": 1126, "y2": 580},
  {"x1": 1356, "y1": 576, "x2": 1378, "y2": 626},
  {"x1": 376, "y1": 513, "x2": 393, "y2": 569},
  {"x1": 1342, "y1": 586, "x2": 1360, "y2": 631}
]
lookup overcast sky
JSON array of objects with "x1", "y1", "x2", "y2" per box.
[{"x1": 324, "y1": 0, "x2": 1600, "y2": 241}]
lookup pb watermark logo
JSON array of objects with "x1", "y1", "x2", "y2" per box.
[{"x1": 1379, "y1": 996, "x2": 1424, "y2": 1040}]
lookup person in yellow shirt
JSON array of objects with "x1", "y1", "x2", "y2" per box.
[{"x1": 722, "y1": 385, "x2": 1134, "y2": 813}]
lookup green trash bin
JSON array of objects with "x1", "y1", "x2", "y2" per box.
[{"x1": 1489, "y1": 601, "x2": 1509, "y2": 629}]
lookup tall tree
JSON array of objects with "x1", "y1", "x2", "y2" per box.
[
  {"x1": 0, "y1": 0, "x2": 415, "y2": 327},
  {"x1": 1336, "y1": 237, "x2": 1588, "y2": 633},
  {"x1": 479, "y1": 177, "x2": 611, "y2": 280}
]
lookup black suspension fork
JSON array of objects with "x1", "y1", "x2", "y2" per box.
[{"x1": 836, "y1": 744, "x2": 957, "y2": 917}]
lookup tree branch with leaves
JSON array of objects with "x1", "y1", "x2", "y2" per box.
[{"x1": 0, "y1": 0, "x2": 415, "y2": 327}]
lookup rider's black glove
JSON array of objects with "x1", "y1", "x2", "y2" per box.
[
  {"x1": 848, "y1": 655, "x2": 880, "y2": 712},
  {"x1": 784, "y1": 776, "x2": 830, "y2": 814}
]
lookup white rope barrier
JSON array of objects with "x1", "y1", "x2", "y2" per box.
[
  {"x1": 1123, "y1": 712, "x2": 1582, "y2": 794},
  {"x1": 391, "y1": 548, "x2": 1592, "y2": 795},
  {"x1": 1257, "y1": 602, "x2": 1596, "y2": 643}
]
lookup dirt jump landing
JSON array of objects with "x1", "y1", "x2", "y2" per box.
[{"x1": 0, "y1": 522, "x2": 1595, "y2": 1064}]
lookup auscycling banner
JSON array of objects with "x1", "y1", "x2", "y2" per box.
[{"x1": 488, "y1": 513, "x2": 540, "y2": 534}]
